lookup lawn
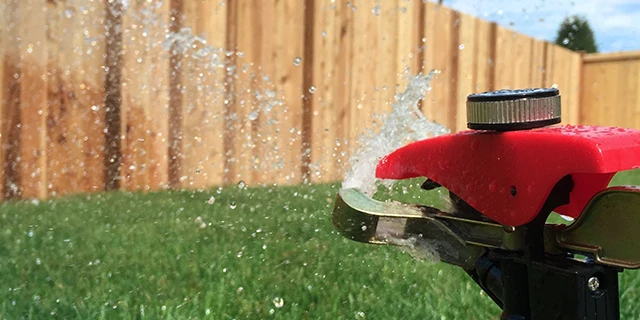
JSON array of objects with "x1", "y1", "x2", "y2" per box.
[{"x1": 1, "y1": 170, "x2": 640, "y2": 319}]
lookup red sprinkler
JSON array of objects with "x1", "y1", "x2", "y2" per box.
[{"x1": 332, "y1": 87, "x2": 640, "y2": 319}]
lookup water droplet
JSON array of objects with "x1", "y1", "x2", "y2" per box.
[
  {"x1": 238, "y1": 180, "x2": 246, "y2": 189},
  {"x1": 161, "y1": 305, "x2": 166, "y2": 311},
  {"x1": 206, "y1": 309, "x2": 211, "y2": 315},
  {"x1": 372, "y1": 5, "x2": 381, "y2": 16},
  {"x1": 361, "y1": 225, "x2": 367, "y2": 231},
  {"x1": 237, "y1": 287, "x2": 244, "y2": 293},
  {"x1": 207, "y1": 196, "x2": 215, "y2": 205},
  {"x1": 269, "y1": 309, "x2": 275, "y2": 315},
  {"x1": 355, "y1": 311, "x2": 366, "y2": 319},
  {"x1": 230, "y1": 202, "x2": 237, "y2": 209},
  {"x1": 459, "y1": 44, "x2": 465, "y2": 50},
  {"x1": 293, "y1": 57, "x2": 302, "y2": 66},
  {"x1": 91, "y1": 105, "x2": 100, "y2": 111},
  {"x1": 273, "y1": 297, "x2": 284, "y2": 308},
  {"x1": 321, "y1": 31, "x2": 327, "y2": 37},
  {"x1": 562, "y1": 38, "x2": 569, "y2": 45},
  {"x1": 247, "y1": 110, "x2": 259, "y2": 121},
  {"x1": 36, "y1": 258, "x2": 41, "y2": 265},
  {"x1": 309, "y1": 86, "x2": 316, "y2": 93}
]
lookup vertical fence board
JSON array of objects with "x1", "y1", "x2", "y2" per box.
[
  {"x1": 254, "y1": 0, "x2": 277, "y2": 186},
  {"x1": 456, "y1": 13, "x2": 476, "y2": 132},
  {"x1": 120, "y1": 0, "x2": 170, "y2": 192},
  {"x1": 310, "y1": 1, "x2": 339, "y2": 184},
  {"x1": 1, "y1": 1, "x2": 21, "y2": 199},
  {"x1": 513, "y1": 33, "x2": 533, "y2": 89},
  {"x1": 531, "y1": 40, "x2": 546, "y2": 87},
  {"x1": 474, "y1": 19, "x2": 494, "y2": 94},
  {"x1": 424, "y1": 2, "x2": 457, "y2": 129},
  {"x1": 178, "y1": 1, "x2": 227, "y2": 189},
  {"x1": 47, "y1": 1, "x2": 107, "y2": 197},
  {"x1": 580, "y1": 61, "x2": 605, "y2": 126},
  {"x1": 376, "y1": 1, "x2": 400, "y2": 119},
  {"x1": 348, "y1": 0, "x2": 378, "y2": 154},
  {"x1": 224, "y1": 0, "x2": 254, "y2": 186},
  {"x1": 19, "y1": 0, "x2": 48, "y2": 199},
  {"x1": 45, "y1": 0, "x2": 65, "y2": 196},
  {"x1": 121, "y1": 1, "x2": 149, "y2": 191},
  {"x1": 146, "y1": 0, "x2": 170, "y2": 190},
  {"x1": 104, "y1": 0, "x2": 124, "y2": 191},
  {"x1": 168, "y1": 0, "x2": 183, "y2": 188},
  {"x1": 81, "y1": 0, "x2": 107, "y2": 194},
  {"x1": 272, "y1": 0, "x2": 304, "y2": 185},
  {"x1": 397, "y1": 0, "x2": 423, "y2": 93},
  {"x1": 494, "y1": 25, "x2": 514, "y2": 89},
  {"x1": 568, "y1": 52, "x2": 582, "y2": 125},
  {"x1": 333, "y1": 3, "x2": 353, "y2": 179}
]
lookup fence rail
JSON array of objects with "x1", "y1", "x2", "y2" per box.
[{"x1": 0, "y1": 0, "x2": 634, "y2": 200}]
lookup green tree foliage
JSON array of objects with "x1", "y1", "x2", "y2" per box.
[{"x1": 554, "y1": 15, "x2": 598, "y2": 53}]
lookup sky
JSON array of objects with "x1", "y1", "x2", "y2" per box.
[{"x1": 443, "y1": 0, "x2": 640, "y2": 53}]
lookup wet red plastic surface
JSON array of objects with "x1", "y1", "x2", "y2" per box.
[{"x1": 375, "y1": 125, "x2": 640, "y2": 226}]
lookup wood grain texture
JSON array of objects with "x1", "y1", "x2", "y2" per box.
[
  {"x1": 120, "y1": 0, "x2": 170, "y2": 192},
  {"x1": 19, "y1": 0, "x2": 48, "y2": 199},
  {"x1": 581, "y1": 56, "x2": 640, "y2": 128},
  {"x1": 348, "y1": 0, "x2": 378, "y2": 158},
  {"x1": 272, "y1": 0, "x2": 305, "y2": 186},
  {"x1": 309, "y1": 0, "x2": 339, "y2": 184},
  {"x1": 1, "y1": 0, "x2": 21, "y2": 199},
  {"x1": 424, "y1": 1, "x2": 457, "y2": 129},
  {"x1": 456, "y1": 13, "x2": 477, "y2": 132},
  {"x1": 0, "y1": 0, "x2": 627, "y2": 199},
  {"x1": 179, "y1": 0, "x2": 227, "y2": 189},
  {"x1": 333, "y1": 1, "x2": 354, "y2": 179}
]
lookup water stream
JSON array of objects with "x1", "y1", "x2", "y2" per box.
[{"x1": 341, "y1": 70, "x2": 450, "y2": 196}]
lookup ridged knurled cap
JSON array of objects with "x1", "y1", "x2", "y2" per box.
[{"x1": 466, "y1": 88, "x2": 561, "y2": 131}]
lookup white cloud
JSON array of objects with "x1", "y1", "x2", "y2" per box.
[{"x1": 442, "y1": 0, "x2": 640, "y2": 52}]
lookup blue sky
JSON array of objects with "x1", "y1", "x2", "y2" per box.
[{"x1": 442, "y1": 0, "x2": 640, "y2": 53}]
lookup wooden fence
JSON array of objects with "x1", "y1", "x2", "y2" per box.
[
  {"x1": 0, "y1": 0, "x2": 628, "y2": 201},
  {"x1": 581, "y1": 51, "x2": 640, "y2": 128}
]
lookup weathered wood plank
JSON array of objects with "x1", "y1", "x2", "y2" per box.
[{"x1": 19, "y1": 0, "x2": 48, "y2": 199}]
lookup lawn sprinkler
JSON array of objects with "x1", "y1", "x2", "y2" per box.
[{"x1": 332, "y1": 87, "x2": 640, "y2": 319}]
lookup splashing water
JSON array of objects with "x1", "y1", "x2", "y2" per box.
[{"x1": 341, "y1": 69, "x2": 450, "y2": 196}]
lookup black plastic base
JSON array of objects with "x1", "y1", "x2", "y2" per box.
[
  {"x1": 498, "y1": 253, "x2": 620, "y2": 320},
  {"x1": 467, "y1": 175, "x2": 621, "y2": 319}
]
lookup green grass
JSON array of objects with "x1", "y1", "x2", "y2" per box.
[{"x1": 1, "y1": 170, "x2": 640, "y2": 319}]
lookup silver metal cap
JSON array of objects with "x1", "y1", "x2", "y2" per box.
[{"x1": 466, "y1": 88, "x2": 561, "y2": 131}]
